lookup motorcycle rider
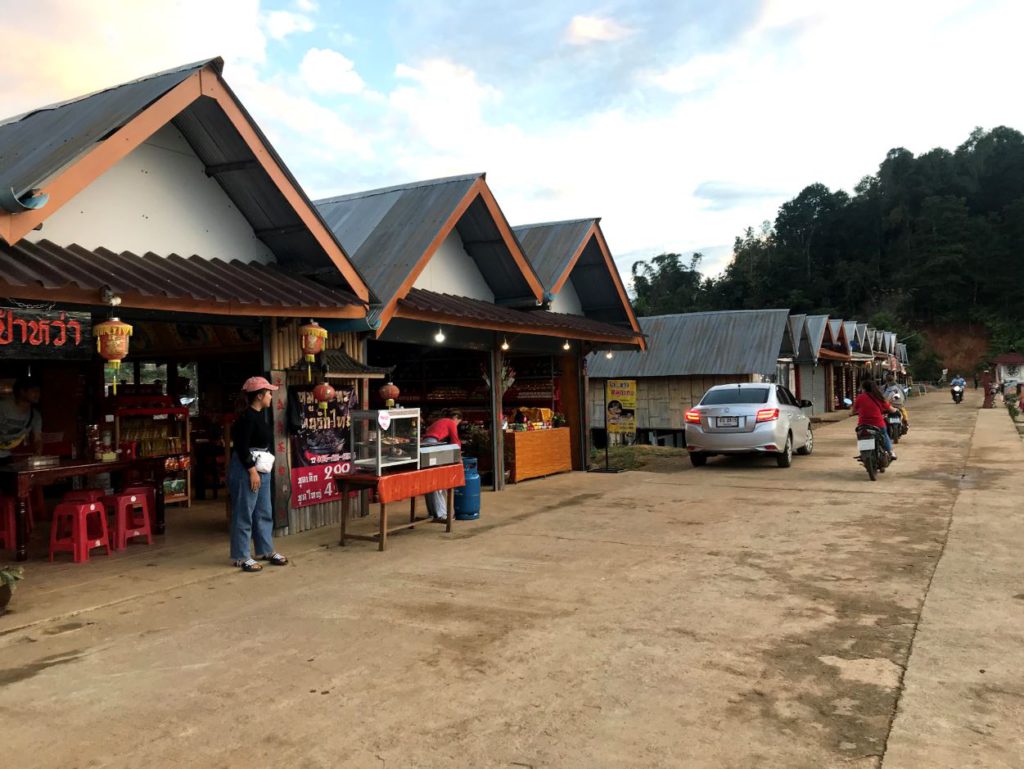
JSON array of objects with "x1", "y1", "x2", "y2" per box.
[
  {"x1": 950, "y1": 373, "x2": 966, "y2": 403},
  {"x1": 882, "y1": 373, "x2": 909, "y2": 429},
  {"x1": 851, "y1": 377, "x2": 898, "y2": 460}
]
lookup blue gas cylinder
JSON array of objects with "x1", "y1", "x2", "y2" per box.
[{"x1": 453, "y1": 457, "x2": 481, "y2": 520}]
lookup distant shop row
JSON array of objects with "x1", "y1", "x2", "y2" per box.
[{"x1": 587, "y1": 310, "x2": 909, "y2": 446}]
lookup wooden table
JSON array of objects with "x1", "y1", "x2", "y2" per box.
[
  {"x1": 0, "y1": 457, "x2": 167, "y2": 561},
  {"x1": 339, "y1": 464, "x2": 466, "y2": 551},
  {"x1": 504, "y1": 427, "x2": 572, "y2": 483}
]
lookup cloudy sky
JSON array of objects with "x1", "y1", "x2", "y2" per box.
[{"x1": 2, "y1": 0, "x2": 1022, "y2": 278}]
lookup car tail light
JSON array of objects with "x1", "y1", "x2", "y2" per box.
[
  {"x1": 755, "y1": 408, "x2": 780, "y2": 423},
  {"x1": 684, "y1": 409, "x2": 701, "y2": 424}
]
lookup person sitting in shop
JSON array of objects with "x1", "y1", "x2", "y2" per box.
[
  {"x1": 0, "y1": 376, "x2": 43, "y2": 464},
  {"x1": 228, "y1": 376, "x2": 288, "y2": 572},
  {"x1": 421, "y1": 409, "x2": 462, "y2": 521}
]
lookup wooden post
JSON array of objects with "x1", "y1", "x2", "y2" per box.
[
  {"x1": 490, "y1": 345, "x2": 505, "y2": 491},
  {"x1": 378, "y1": 502, "x2": 387, "y2": 551}
]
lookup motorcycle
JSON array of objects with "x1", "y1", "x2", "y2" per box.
[
  {"x1": 886, "y1": 409, "x2": 904, "y2": 444},
  {"x1": 951, "y1": 384, "x2": 964, "y2": 404},
  {"x1": 856, "y1": 425, "x2": 890, "y2": 481}
]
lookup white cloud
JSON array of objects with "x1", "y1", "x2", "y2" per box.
[
  {"x1": 295, "y1": 0, "x2": 318, "y2": 11},
  {"x1": 300, "y1": 48, "x2": 365, "y2": 95},
  {"x1": 564, "y1": 15, "x2": 633, "y2": 45},
  {"x1": 263, "y1": 10, "x2": 314, "y2": 40}
]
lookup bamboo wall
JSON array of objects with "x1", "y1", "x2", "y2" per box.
[
  {"x1": 588, "y1": 375, "x2": 755, "y2": 431},
  {"x1": 269, "y1": 318, "x2": 366, "y2": 535}
]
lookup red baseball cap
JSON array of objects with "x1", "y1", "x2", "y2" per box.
[{"x1": 241, "y1": 376, "x2": 279, "y2": 392}]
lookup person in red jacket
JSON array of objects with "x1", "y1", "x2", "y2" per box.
[
  {"x1": 851, "y1": 377, "x2": 898, "y2": 459},
  {"x1": 421, "y1": 409, "x2": 462, "y2": 520}
]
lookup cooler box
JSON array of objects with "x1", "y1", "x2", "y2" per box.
[{"x1": 419, "y1": 443, "x2": 461, "y2": 468}]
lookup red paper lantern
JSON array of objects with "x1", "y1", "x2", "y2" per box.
[
  {"x1": 379, "y1": 381, "x2": 400, "y2": 407},
  {"x1": 94, "y1": 317, "x2": 133, "y2": 394},
  {"x1": 298, "y1": 320, "x2": 328, "y2": 381},
  {"x1": 313, "y1": 382, "x2": 336, "y2": 413}
]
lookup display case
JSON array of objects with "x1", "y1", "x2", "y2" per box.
[
  {"x1": 110, "y1": 396, "x2": 192, "y2": 507},
  {"x1": 350, "y1": 408, "x2": 421, "y2": 475}
]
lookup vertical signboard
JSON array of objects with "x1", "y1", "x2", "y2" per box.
[
  {"x1": 288, "y1": 385, "x2": 356, "y2": 509},
  {"x1": 605, "y1": 379, "x2": 637, "y2": 435}
]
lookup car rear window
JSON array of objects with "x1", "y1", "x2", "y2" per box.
[{"x1": 700, "y1": 387, "x2": 770, "y2": 405}]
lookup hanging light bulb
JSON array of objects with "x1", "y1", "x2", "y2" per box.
[
  {"x1": 562, "y1": 340, "x2": 571, "y2": 351},
  {"x1": 434, "y1": 328, "x2": 446, "y2": 343},
  {"x1": 605, "y1": 351, "x2": 614, "y2": 359},
  {"x1": 501, "y1": 338, "x2": 510, "y2": 351}
]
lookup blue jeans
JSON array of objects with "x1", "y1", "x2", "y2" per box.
[
  {"x1": 229, "y1": 454, "x2": 274, "y2": 561},
  {"x1": 880, "y1": 429, "x2": 894, "y2": 455}
]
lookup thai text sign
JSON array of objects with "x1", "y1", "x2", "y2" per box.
[
  {"x1": 0, "y1": 307, "x2": 91, "y2": 358},
  {"x1": 290, "y1": 461, "x2": 352, "y2": 509},
  {"x1": 289, "y1": 385, "x2": 356, "y2": 468},
  {"x1": 606, "y1": 379, "x2": 637, "y2": 434}
]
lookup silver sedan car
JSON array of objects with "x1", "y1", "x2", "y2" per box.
[{"x1": 684, "y1": 383, "x2": 814, "y2": 468}]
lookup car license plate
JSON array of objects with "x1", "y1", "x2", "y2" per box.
[
  {"x1": 857, "y1": 438, "x2": 876, "y2": 451},
  {"x1": 888, "y1": 417, "x2": 901, "y2": 424},
  {"x1": 717, "y1": 416, "x2": 739, "y2": 427}
]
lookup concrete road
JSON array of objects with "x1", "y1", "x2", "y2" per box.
[{"x1": 1, "y1": 390, "x2": 1019, "y2": 768}]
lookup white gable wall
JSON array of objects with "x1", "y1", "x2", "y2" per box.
[
  {"x1": 413, "y1": 229, "x2": 494, "y2": 301},
  {"x1": 551, "y1": 278, "x2": 584, "y2": 315},
  {"x1": 26, "y1": 124, "x2": 275, "y2": 264}
]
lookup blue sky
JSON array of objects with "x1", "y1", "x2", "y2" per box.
[{"x1": 2, "y1": 0, "x2": 1023, "y2": 282}]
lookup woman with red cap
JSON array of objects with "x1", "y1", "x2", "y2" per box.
[{"x1": 229, "y1": 376, "x2": 288, "y2": 572}]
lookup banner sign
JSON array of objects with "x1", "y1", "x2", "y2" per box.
[
  {"x1": 290, "y1": 461, "x2": 352, "y2": 509},
  {"x1": 289, "y1": 385, "x2": 357, "y2": 468},
  {"x1": 0, "y1": 307, "x2": 91, "y2": 359},
  {"x1": 606, "y1": 379, "x2": 637, "y2": 435}
]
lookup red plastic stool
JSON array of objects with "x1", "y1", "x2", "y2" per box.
[
  {"x1": 63, "y1": 489, "x2": 106, "y2": 504},
  {"x1": 122, "y1": 485, "x2": 156, "y2": 517},
  {"x1": 0, "y1": 498, "x2": 15, "y2": 550},
  {"x1": 104, "y1": 492, "x2": 153, "y2": 550},
  {"x1": 49, "y1": 501, "x2": 111, "y2": 563},
  {"x1": 0, "y1": 494, "x2": 38, "y2": 546}
]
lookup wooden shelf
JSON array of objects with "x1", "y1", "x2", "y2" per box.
[{"x1": 504, "y1": 428, "x2": 572, "y2": 483}]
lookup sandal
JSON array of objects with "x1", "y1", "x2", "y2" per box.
[
  {"x1": 234, "y1": 558, "x2": 263, "y2": 572},
  {"x1": 259, "y1": 553, "x2": 289, "y2": 566}
]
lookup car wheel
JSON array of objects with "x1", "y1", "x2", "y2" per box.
[
  {"x1": 689, "y1": 452, "x2": 708, "y2": 467},
  {"x1": 776, "y1": 435, "x2": 793, "y2": 468},
  {"x1": 796, "y1": 427, "x2": 813, "y2": 455}
]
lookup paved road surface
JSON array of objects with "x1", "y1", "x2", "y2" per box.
[{"x1": 1, "y1": 390, "x2": 1019, "y2": 768}]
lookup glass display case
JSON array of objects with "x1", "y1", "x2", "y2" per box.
[{"x1": 350, "y1": 408, "x2": 421, "y2": 475}]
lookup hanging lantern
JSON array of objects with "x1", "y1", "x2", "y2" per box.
[
  {"x1": 313, "y1": 382, "x2": 336, "y2": 414},
  {"x1": 94, "y1": 318, "x2": 133, "y2": 394},
  {"x1": 379, "y1": 381, "x2": 400, "y2": 408},
  {"x1": 298, "y1": 320, "x2": 328, "y2": 381}
]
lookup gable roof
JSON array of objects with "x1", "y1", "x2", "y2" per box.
[
  {"x1": 0, "y1": 57, "x2": 369, "y2": 302},
  {"x1": 800, "y1": 315, "x2": 830, "y2": 362},
  {"x1": 785, "y1": 314, "x2": 806, "y2": 357},
  {"x1": 843, "y1": 321, "x2": 859, "y2": 351},
  {"x1": 587, "y1": 309, "x2": 789, "y2": 378},
  {"x1": 316, "y1": 174, "x2": 544, "y2": 330},
  {"x1": 513, "y1": 217, "x2": 642, "y2": 344},
  {"x1": 855, "y1": 323, "x2": 869, "y2": 351}
]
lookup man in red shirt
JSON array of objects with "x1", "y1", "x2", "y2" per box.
[
  {"x1": 851, "y1": 378, "x2": 898, "y2": 458},
  {"x1": 422, "y1": 410, "x2": 462, "y2": 520}
]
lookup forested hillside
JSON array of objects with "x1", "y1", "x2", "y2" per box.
[{"x1": 631, "y1": 127, "x2": 1024, "y2": 377}]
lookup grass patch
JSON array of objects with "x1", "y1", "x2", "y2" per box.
[{"x1": 589, "y1": 444, "x2": 690, "y2": 473}]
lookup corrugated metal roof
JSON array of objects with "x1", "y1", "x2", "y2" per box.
[
  {"x1": 856, "y1": 323, "x2": 868, "y2": 350},
  {"x1": 398, "y1": 288, "x2": 637, "y2": 342},
  {"x1": 513, "y1": 217, "x2": 636, "y2": 329},
  {"x1": 896, "y1": 343, "x2": 909, "y2": 364},
  {"x1": 586, "y1": 309, "x2": 790, "y2": 378},
  {"x1": 786, "y1": 314, "x2": 806, "y2": 357},
  {"x1": 801, "y1": 315, "x2": 829, "y2": 361},
  {"x1": 0, "y1": 239, "x2": 361, "y2": 312},
  {"x1": 0, "y1": 59, "x2": 368, "y2": 296},
  {"x1": 513, "y1": 219, "x2": 594, "y2": 291},
  {"x1": 843, "y1": 321, "x2": 858, "y2": 350},
  {"x1": 316, "y1": 174, "x2": 538, "y2": 309},
  {"x1": 0, "y1": 60, "x2": 213, "y2": 200}
]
